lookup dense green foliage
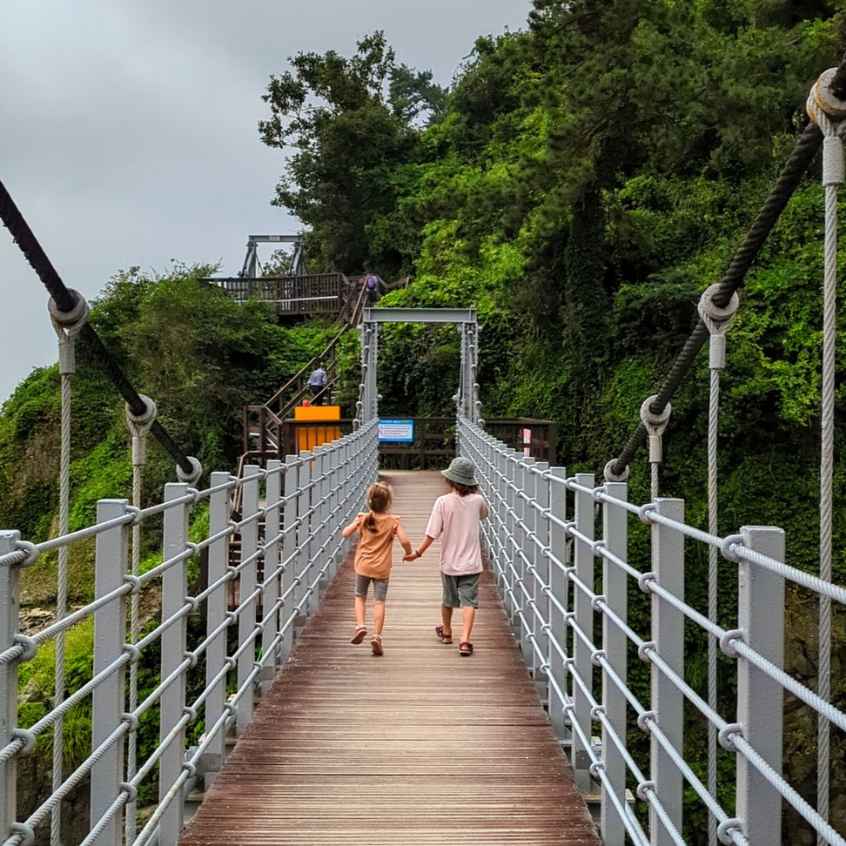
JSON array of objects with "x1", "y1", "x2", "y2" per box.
[{"x1": 259, "y1": 2, "x2": 846, "y2": 840}]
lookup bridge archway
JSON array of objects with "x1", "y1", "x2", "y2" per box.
[{"x1": 356, "y1": 307, "x2": 481, "y2": 428}]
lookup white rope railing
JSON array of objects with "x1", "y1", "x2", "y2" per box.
[
  {"x1": 0, "y1": 421, "x2": 377, "y2": 846},
  {"x1": 458, "y1": 416, "x2": 846, "y2": 846}
]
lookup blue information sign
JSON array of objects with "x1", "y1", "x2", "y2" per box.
[{"x1": 378, "y1": 418, "x2": 415, "y2": 444}]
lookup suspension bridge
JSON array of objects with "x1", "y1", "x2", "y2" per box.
[{"x1": 1, "y1": 63, "x2": 846, "y2": 846}]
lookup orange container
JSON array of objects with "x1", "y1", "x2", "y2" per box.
[{"x1": 293, "y1": 405, "x2": 341, "y2": 452}]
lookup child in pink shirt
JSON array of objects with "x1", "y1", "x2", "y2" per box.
[{"x1": 405, "y1": 457, "x2": 488, "y2": 656}]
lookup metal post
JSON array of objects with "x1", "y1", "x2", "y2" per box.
[
  {"x1": 90, "y1": 500, "x2": 128, "y2": 846},
  {"x1": 296, "y1": 454, "x2": 313, "y2": 622},
  {"x1": 281, "y1": 456, "x2": 298, "y2": 661},
  {"x1": 548, "y1": 468, "x2": 568, "y2": 740},
  {"x1": 159, "y1": 484, "x2": 190, "y2": 846},
  {"x1": 203, "y1": 472, "x2": 230, "y2": 777},
  {"x1": 503, "y1": 453, "x2": 516, "y2": 617},
  {"x1": 314, "y1": 447, "x2": 328, "y2": 598},
  {"x1": 369, "y1": 324, "x2": 379, "y2": 421},
  {"x1": 601, "y1": 482, "x2": 628, "y2": 846},
  {"x1": 736, "y1": 525, "x2": 784, "y2": 844},
  {"x1": 521, "y1": 459, "x2": 537, "y2": 662},
  {"x1": 534, "y1": 461, "x2": 550, "y2": 692},
  {"x1": 572, "y1": 473, "x2": 594, "y2": 793},
  {"x1": 261, "y1": 460, "x2": 282, "y2": 691},
  {"x1": 237, "y1": 466, "x2": 260, "y2": 734},
  {"x1": 512, "y1": 458, "x2": 528, "y2": 645},
  {"x1": 0, "y1": 531, "x2": 21, "y2": 840},
  {"x1": 650, "y1": 498, "x2": 685, "y2": 846}
]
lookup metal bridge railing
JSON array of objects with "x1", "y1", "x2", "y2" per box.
[
  {"x1": 0, "y1": 421, "x2": 378, "y2": 846},
  {"x1": 457, "y1": 416, "x2": 846, "y2": 846}
]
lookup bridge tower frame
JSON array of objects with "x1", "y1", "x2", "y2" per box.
[{"x1": 356, "y1": 307, "x2": 480, "y2": 429}]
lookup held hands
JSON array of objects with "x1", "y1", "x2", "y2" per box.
[{"x1": 403, "y1": 550, "x2": 421, "y2": 562}]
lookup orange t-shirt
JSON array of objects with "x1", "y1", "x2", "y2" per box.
[{"x1": 353, "y1": 512, "x2": 403, "y2": 580}]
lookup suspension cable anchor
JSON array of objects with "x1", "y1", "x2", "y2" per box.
[
  {"x1": 698, "y1": 284, "x2": 740, "y2": 370},
  {"x1": 603, "y1": 459, "x2": 629, "y2": 482},
  {"x1": 176, "y1": 455, "x2": 203, "y2": 485},
  {"x1": 48, "y1": 288, "x2": 89, "y2": 375},
  {"x1": 640, "y1": 395, "x2": 671, "y2": 465},
  {"x1": 125, "y1": 394, "x2": 158, "y2": 468}
]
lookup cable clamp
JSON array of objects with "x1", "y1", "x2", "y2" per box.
[
  {"x1": 225, "y1": 611, "x2": 239, "y2": 627},
  {"x1": 121, "y1": 712, "x2": 140, "y2": 731},
  {"x1": 637, "y1": 640, "x2": 656, "y2": 663},
  {"x1": 124, "y1": 574, "x2": 142, "y2": 594},
  {"x1": 124, "y1": 505, "x2": 142, "y2": 524},
  {"x1": 13, "y1": 634, "x2": 37, "y2": 663},
  {"x1": 640, "y1": 396, "x2": 671, "y2": 464},
  {"x1": 125, "y1": 394, "x2": 157, "y2": 437},
  {"x1": 12, "y1": 540, "x2": 40, "y2": 568},
  {"x1": 589, "y1": 760, "x2": 606, "y2": 779},
  {"x1": 637, "y1": 571, "x2": 657, "y2": 594},
  {"x1": 590, "y1": 594, "x2": 606, "y2": 613},
  {"x1": 635, "y1": 780, "x2": 656, "y2": 801},
  {"x1": 182, "y1": 704, "x2": 198, "y2": 721},
  {"x1": 636, "y1": 710, "x2": 657, "y2": 733},
  {"x1": 176, "y1": 456, "x2": 203, "y2": 485},
  {"x1": 719, "y1": 628, "x2": 743, "y2": 658},
  {"x1": 184, "y1": 649, "x2": 199, "y2": 669},
  {"x1": 718, "y1": 722, "x2": 742, "y2": 751},
  {"x1": 181, "y1": 760, "x2": 198, "y2": 779},
  {"x1": 603, "y1": 459, "x2": 630, "y2": 482},
  {"x1": 122, "y1": 643, "x2": 142, "y2": 663},
  {"x1": 120, "y1": 782, "x2": 138, "y2": 803},
  {"x1": 717, "y1": 818, "x2": 745, "y2": 845},
  {"x1": 10, "y1": 822, "x2": 36, "y2": 846},
  {"x1": 49, "y1": 289, "x2": 90, "y2": 375},
  {"x1": 590, "y1": 704, "x2": 606, "y2": 719},
  {"x1": 720, "y1": 533, "x2": 744, "y2": 563},
  {"x1": 11, "y1": 727, "x2": 37, "y2": 756},
  {"x1": 637, "y1": 503, "x2": 656, "y2": 525}
]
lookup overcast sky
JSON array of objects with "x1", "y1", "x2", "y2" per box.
[{"x1": 1, "y1": 0, "x2": 529, "y2": 401}]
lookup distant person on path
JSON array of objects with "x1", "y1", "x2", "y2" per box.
[
  {"x1": 342, "y1": 482, "x2": 413, "y2": 656},
  {"x1": 365, "y1": 272, "x2": 380, "y2": 305},
  {"x1": 404, "y1": 457, "x2": 489, "y2": 657},
  {"x1": 307, "y1": 364, "x2": 327, "y2": 404}
]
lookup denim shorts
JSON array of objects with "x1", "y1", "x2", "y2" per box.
[
  {"x1": 441, "y1": 573, "x2": 480, "y2": 608},
  {"x1": 355, "y1": 574, "x2": 389, "y2": 601}
]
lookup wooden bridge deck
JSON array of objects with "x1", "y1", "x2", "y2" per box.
[{"x1": 181, "y1": 471, "x2": 598, "y2": 846}]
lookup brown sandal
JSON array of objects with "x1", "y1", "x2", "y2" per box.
[
  {"x1": 435, "y1": 625, "x2": 453, "y2": 644},
  {"x1": 351, "y1": 626, "x2": 367, "y2": 644},
  {"x1": 371, "y1": 636, "x2": 384, "y2": 656},
  {"x1": 458, "y1": 642, "x2": 473, "y2": 656}
]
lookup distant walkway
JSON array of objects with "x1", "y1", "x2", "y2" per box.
[{"x1": 181, "y1": 471, "x2": 598, "y2": 846}]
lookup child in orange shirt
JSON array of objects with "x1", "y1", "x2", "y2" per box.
[{"x1": 342, "y1": 482, "x2": 412, "y2": 656}]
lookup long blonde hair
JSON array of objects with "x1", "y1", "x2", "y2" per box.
[{"x1": 364, "y1": 483, "x2": 392, "y2": 532}]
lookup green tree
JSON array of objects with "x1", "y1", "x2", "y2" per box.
[{"x1": 259, "y1": 32, "x2": 442, "y2": 275}]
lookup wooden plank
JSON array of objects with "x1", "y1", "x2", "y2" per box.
[{"x1": 181, "y1": 471, "x2": 599, "y2": 846}]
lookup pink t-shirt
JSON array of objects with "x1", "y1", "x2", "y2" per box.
[{"x1": 425, "y1": 491, "x2": 489, "y2": 576}]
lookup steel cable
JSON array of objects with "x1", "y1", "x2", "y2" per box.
[
  {"x1": 50, "y1": 368, "x2": 71, "y2": 846},
  {"x1": 0, "y1": 178, "x2": 194, "y2": 477},
  {"x1": 609, "y1": 51, "x2": 846, "y2": 479}
]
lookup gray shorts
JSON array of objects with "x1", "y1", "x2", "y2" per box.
[
  {"x1": 355, "y1": 574, "x2": 389, "y2": 602},
  {"x1": 441, "y1": 573, "x2": 480, "y2": 609}
]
